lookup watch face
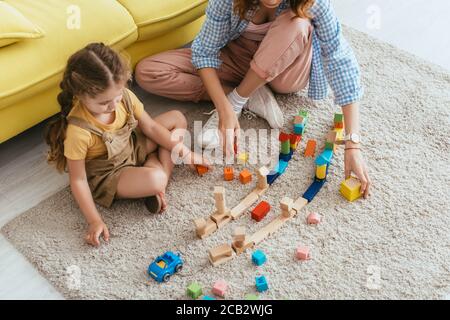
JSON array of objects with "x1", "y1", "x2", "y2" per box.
[{"x1": 350, "y1": 133, "x2": 360, "y2": 143}]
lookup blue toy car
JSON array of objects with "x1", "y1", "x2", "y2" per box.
[{"x1": 147, "y1": 251, "x2": 183, "y2": 283}]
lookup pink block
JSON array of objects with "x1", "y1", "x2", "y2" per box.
[
  {"x1": 212, "y1": 280, "x2": 228, "y2": 297},
  {"x1": 307, "y1": 212, "x2": 321, "y2": 225},
  {"x1": 296, "y1": 246, "x2": 310, "y2": 260}
]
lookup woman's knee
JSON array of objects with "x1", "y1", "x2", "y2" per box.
[{"x1": 269, "y1": 81, "x2": 301, "y2": 94}]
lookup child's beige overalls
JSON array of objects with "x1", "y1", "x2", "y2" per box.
[{"x1": 67, "y1": 90, "x2": 148, "y2": 207}]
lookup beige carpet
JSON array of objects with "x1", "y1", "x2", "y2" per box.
[{"x1": 2, "y1": 27, "x2": 450, "y2": 300}]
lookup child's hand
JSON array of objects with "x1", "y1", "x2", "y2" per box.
[
  {"x1": 85, "y1": 220, "x2": 110, "y2": 247},
  {"x1": 186, "y1": 152, "x2": 212, "y2": 171},
  {"x1": 344, "y1": 148, "x2": 372, "y2": 198}
]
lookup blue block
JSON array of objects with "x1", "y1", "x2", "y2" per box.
[
  {"x1": 294, "y1": 124, "x2": 305, "y2": 135},
  {"x1": 267, "y1": 171, "x2": 280, "y2": 185},
  {"x1": 302, "y1": 178, "x2": 326, "y2": 202},
  {"x1": 276, "y1": 160, "x2": 289, "y2": 174},
  {"x1": 202, "y1": 296, "x2": 216, "y2": 300},
  {"x1": 315, "y1": 149, "x2": 333, "y2": 166},
  {"x1": 255, "y1": 276, "x2": 269, "y2": 292},
  {"x1": 252, "y1": 250, "x2": 267, "y2": 266},
  {"x1": 279, "y1": 152, "x2": 292, "y2": 162}
]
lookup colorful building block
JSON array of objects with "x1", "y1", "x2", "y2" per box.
[
  {"x1": 307, "y1": 212, "x2": 321, "y2": 224},
  {"x1": 315, "y1": 149, "x2": 333, "y2": 165},
  {"x1": 212, "y1": 280, "x2": 228, "y2": 297},
  {"x1": 315, "y1": 164, "x2": 327, "y2": 179},
  {"x1": 303, "y1": 178, "x2": 326, "y2": 202},
  {"x1": 340, "y1": 176, "x2": 362, "y2": 202},
  {"x1": 294, "y1": 123, "x2": 305, "y2": 135},
  {"x1": 245, "y1": 294, "x2": 260, "y2": 300},
  {"x1": 304, "y1": 140, "x2": 316, "y2": 157},
  {"x1": 187, "y1": 282, "x2": 203, "y2": 299},
  {"x1": 296, "y1": 246, "x2": 310, "y2": 260},
  {"x1": 255, "y1": 276, "x2": 269, "y2": 292},
  {"x1": 267, "y1": 171, "x2": 280, "y2": 185},
  {"x1": 290, "y1": 134, "x2": 302, "y2": 150},
  {"x1": 279, "y1": 132, "x2": 290, "y2": 142},
  {"x1": 251, "y1": 201, "x2": 271, "y2": 222},
  {"x1": 334, "y1": 121, "x2": 344, "y2": 129},
  {"x1": 202, "y1": 295, "x2": 216, "y2": 300},
  {"x1": 252, "y1": 250, "x2": 267, "y2": 266},
  {"x1": 239, "y1": 169, "x2": 252, "y2": 184},
  {"x1": 281, "y1": 140, "x2": 291, "y2": 155},
  {"x1": 224, "y1": 167, "x2": 234, "y2": 181},
  {"x1": 334, "y1": 113, "x2": 344, "y2": 123},
  {"x1": 237, "y1": 152, "x2": 249, "y2": 164},
  {"x1": 275, "y1": 160, "x2": 289, "y2": 174},
  {"x1": 196, "y1": 165, "x2": 209, "y2": 176},
  {"x1": 279, "y1": 150, "x2": 293, "y2": 162}
]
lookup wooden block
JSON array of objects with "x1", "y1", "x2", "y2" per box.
[
  {"x1": 292, "y1": 197, "x2": 308, "y2": 213},
  {"x1": 233, "y1": 226, "x2": 246, "y2": 242},
  {"x1": 279, "y1": 132, "x2": 290, "y2": 142},
  {"x1": 211, "y1": 210, "x2": 232, "y2": 228},
  {"x1": 196, "y1": 165, "x2": 209, "y2": 176},
  {"x1": 232, "y1": 239, "x2": 254, "y2": 255},
  {"x1": 209, "y1": 244, "x2": 234, "y2": 266},
  {"x1": 304, "y1": 140, "x2": 316, "y2": 157},
  {"x1": 194, "y1": 218, "x2": 206, "y2": 235},
  {"x1": 334, "y1": 121, "x2": 344, "y2": 129},
  {"x1": 294, "y1": 115, "x2": 304, "y2": 124},
  {"x1": 326, "y1": 130, "x2": 338, "y2": 143},
  {"x1": 257, "y1": 166, "x2": 270, "y2": 190},
  {"x1": 230, "y1": 191, "x2": 259, "y2": 219},
  {"x1": 224, "y1": 167, "x2": 234, "y2": 181},
  {"x1": 213, "y1": 186, "x2": 225, "y2": 201},
  {"x1": 250, "y1": 216, "x2": 287, "y2": 245},
  {"x1": 212, "y1": 280, "x2": 228, "y2": 297},
  {"x1": 239, "y1": 169, "x2": 252, "y2": 184},
  {"x1": 280, "y1": 197, "x2": 293, "y2": 217},
  {"x1": 196, "y1": 217, "x2": 218, "y2": 239}
]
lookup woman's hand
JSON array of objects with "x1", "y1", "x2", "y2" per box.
[
  {"x1": 218, "y1": 104, "x2": 240, "y2": 157},
  {"x1": 344, "y1": 145, "x2": 371, "y2": 198},
  {"x1": 85, "y1": 220, "x2": 110, "y2": 247}
]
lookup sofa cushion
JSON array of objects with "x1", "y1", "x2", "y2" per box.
[
  {"x1": 0, "y1": 0, "x2": 138, "y2": 110},
  {"x1": 0, "y1": 2, "x2": 45, "y2": 48},
  {"x1": 117, "y1": 0, "x2": 207, "y2": 41}
]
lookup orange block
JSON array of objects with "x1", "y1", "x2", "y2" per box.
[
  {"x1": 304, "y1": 140, "x2": 316, "y2": 157},
  {"x1": 224, "y1": 167, "x2": 234, "y2": 181},
  {"x1": 196, "y1": 165, "x2": 209, "y2": 176},
  {"x1": 334, "y1": 122, "x2": 344, "y2": 129},
  {"x1": 239, "y1": 169, "x2": 252, "y2": 184}
]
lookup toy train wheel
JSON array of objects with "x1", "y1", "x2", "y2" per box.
[
  {"x1": 163, "y1": 273, "x2": 171, "y2": 282},
  {"x1": 175, "y1": 264, "x2": 183, "y2": 273}
]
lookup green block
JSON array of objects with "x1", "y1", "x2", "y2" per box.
[
  {"x1": 281, "y1": 141, "x2": 291, "y2": 154},
  {"x1": 245, "y1": 294, "x2": 260, "y2": 300},
  {"x1": 298, "y1": 110, "x2": 308, "y2": 118},
  {"x1": 334, "y1": 113, "x2": 344, "y2": 123},
  {"x1": 187, "y1": 282, "x2": 203, "y2": 299},
  {"x1": 325, "y1": 141, "x2": 334, "y2": 150}
]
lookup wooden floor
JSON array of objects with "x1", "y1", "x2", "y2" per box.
[{"x1": 1, "y1": 0, "x2": 449, "y2": 299}]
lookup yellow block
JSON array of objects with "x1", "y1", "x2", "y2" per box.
[
  {"x1": 340, "y1": 177, "x2": 361, "y2": 202},
  {"x1": 316, "y1": 164, "x2": 327, "y2": 179},
  {"x1": 237, "y1": 152, "x2": 249, "y2": 164}
]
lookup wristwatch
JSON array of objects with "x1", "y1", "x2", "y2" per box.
[{"x1": 344, "y1": 133, "x2": 361, "y2": 144}]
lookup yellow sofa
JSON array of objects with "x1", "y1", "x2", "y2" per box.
[{"x1": 0, "y1": 0, "x2": 207, "y2": 143}]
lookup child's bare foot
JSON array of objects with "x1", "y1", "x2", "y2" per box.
[{"x1": 144, "y1": 192, "x2": 167, "y2": 213}]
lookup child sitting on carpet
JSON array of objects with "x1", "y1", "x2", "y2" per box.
[{"x1": 45, "y1": 43, "x2": 210, "y2": 247}]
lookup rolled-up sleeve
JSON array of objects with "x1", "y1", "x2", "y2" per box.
[
  {"x1": 311, "y1": 0, "x2": 364, "y2": 106},
  {"x1": 191, "y1": 0, "x2": 232, "y2": 70}
]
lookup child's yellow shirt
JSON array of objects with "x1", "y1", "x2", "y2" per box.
[{"x1": 64, "y1": 89, "x2": 144, "y2": 161}]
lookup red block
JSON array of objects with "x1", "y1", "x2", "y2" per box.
[
  {"x1": 290, "y1": 134, "x2": 302, "y2": 145},
  {"x1": 251, "y1": 201, "x2": 271, "y2": 222},
  {"x1": 279, "y1": 132, "x2": 290, "y2": 142}
]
